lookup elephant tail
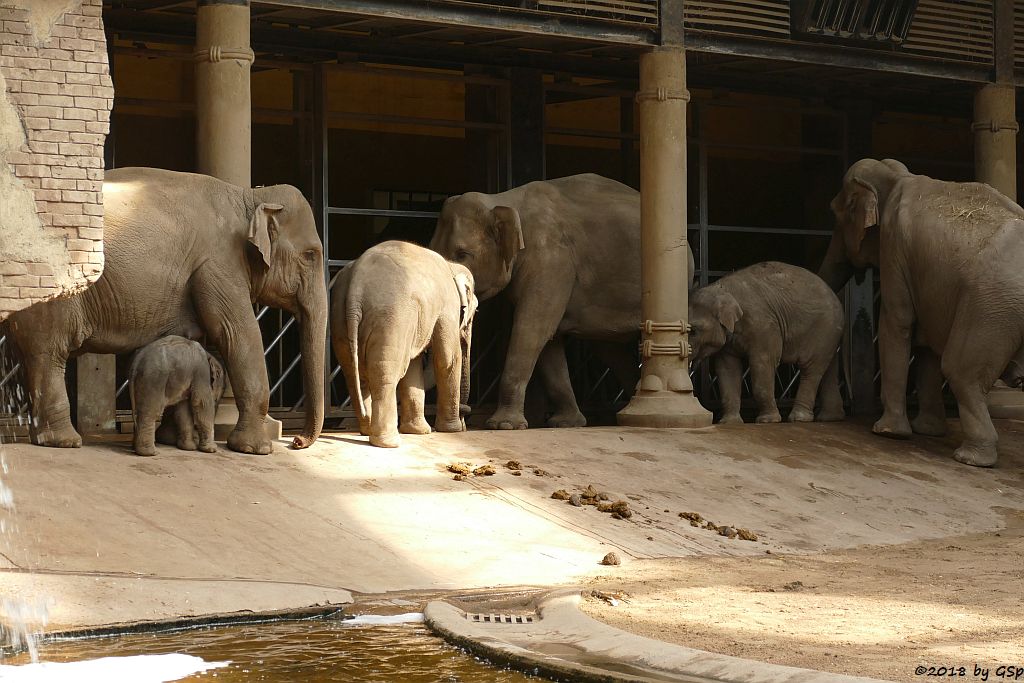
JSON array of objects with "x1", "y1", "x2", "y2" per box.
[{"x1": 346, "y1": 296, "x2": 367, "y2": 417}]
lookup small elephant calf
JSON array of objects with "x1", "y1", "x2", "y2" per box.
[
  {"x1": 689, "y1": 261, "x2": 845, "y2": 424},
  {"x1": 129, "y1": 336, "x2": 226, "y2": 456}
]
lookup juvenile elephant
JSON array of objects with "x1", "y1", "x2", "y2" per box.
[
  {"x1": 3, "y1": 168, "x2": 328, "y2": 454},
  {"x1": 689, "y1": 262, "x2": 845, "y2": 424},
  {"x1": 827, "y1": 158, "x2": 1024, "y2": 466},
  {"x1": 429, "y1": 174, "x2": 694, "y2": 430},
  {"x1": 129, "y1": 336, "x2": 225, "y2": 457},
  {"x1": 331, "y1": 241, "x2": 477, "y2": 448}
]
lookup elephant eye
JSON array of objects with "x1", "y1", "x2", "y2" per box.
[
  {"x1": 456, "y1": 250, "x2": 473, "y2": 262},
  {"x1": 303, "y1": 249, "x2": 319, "y2": 261}
]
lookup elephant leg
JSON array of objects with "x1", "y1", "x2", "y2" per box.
[
  {"x1": 487, "y1": 285, "x2": 572, "y2": 430},
  {"x1": 749, "y1": 352, "x2": 782, "y2": 423},
  {"x1": 790, "y1": 360, "x2": 827, "y2": 423},
  {"x1": 815, "y1": 353, "x2": 845, "y2": 422},
  {"x1": 333, "y1": 325, "x2": 370, "y2": 436},
  {"x1": 190, "y1": 381, "x2": 218, "y2": 453},
  {"x1": 942, "y1": 324, "x2": 1007, "y2": 468},
  {"x1": 131, "y1": 393, "x2": 163, "y2": 457},
  {"x1": 19, "y1": 350, "x2": 81, "y2": 448},
  {"x1": 399, "y1": 355, "x2": 431, "y2": 435},
  {"x1": 537, "y1": 337, "x2": 586, "y2": 428},
  {"x1": 714, "y1": 353, "x2": 744, "y2": 424},
  {"x1": 911, "y1": 349, "x2": 947, "y2": 437},
  {"x1": 173, "y1": 402, "x2": 197, "y2": 451},
  {"x1": 366, "y1": 358, "x2": 403, "y2": 448},
  {"x1": 193, "y1": 269, "x2": 272, "y2": 455},
  {"x1": 873, "y1": 295, "x2": 914, "y2": 439},
  {"x1": 432, "y1": 323, "x2": 464, "y2": 434}
]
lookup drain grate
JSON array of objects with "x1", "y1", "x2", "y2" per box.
[{"x1": 469, "y1": 613, "x2": 535, "y2": 624}]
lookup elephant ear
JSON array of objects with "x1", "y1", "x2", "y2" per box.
[
  {"x1": 207, "y1": 353, "x2": 226, "y2": 399},
  {"x1": 455, "y1": 271, "x2": 477, "y2": 336},
  {"x1": 715, "y1": 292, "x2": 743, "y2": 334},
  {"x1": 490, "y1": 206, "x2": 525, "y2": 273},
  {"x1": 248, "y1": 202, "x2": 284, "y2": 269},
  {"x1": 843, "y1": 178, "x2": 879, "y2": 257}
]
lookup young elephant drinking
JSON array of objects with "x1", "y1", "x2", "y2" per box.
[
  {"x1": 331, "y1": 241, "x2": 478, "y2": 448},
  {"x1": 129, "y1": 336, "x2": 226, "y2": 456},
  {"x1": 688, "y1": 262, "x2": 845, "y2": 424}
]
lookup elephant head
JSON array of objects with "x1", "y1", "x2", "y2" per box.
[
  {"x1": 245, "y1": 184, "x2": 328, "y2": 449},
  {"x1": 429, "y1": 194, "x2": 525, "y2": 301},
  {"x1": 688, "y1": 287, "x2": 743, "y2": 362},
  {"x1": 818, "y1": 158, "x2": 911, "y2": 291}
]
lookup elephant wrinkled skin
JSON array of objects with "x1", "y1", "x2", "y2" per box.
[
  {"x1": 4, "y1": 168, "x2": 328, "y2": 454},
  {"x1": 331, "y1": 241, "x2": 477, "y2": 448},
  {"x1": 129, "y1": 336, "x2": 226, "y2": 457},
  {"x1": 429, "y1": 173, "x2": 695, "y2": 431},
  {"x1": 826, "y1": 158, "x2": 1024, "y2": 467},
  {"x1": 689, "y1": 262, "x2": 845, "y2": 425}
]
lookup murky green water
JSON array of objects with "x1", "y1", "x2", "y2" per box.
[{"x1": 2, "y1": 618, "x2": 539, "y2": 682}]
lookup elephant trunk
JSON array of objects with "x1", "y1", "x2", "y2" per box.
[
  {"x1": 817, "y1": 232, "x2": 856, "y2": 293},
  {"x1": 292, "y1": 279, "x2": 328, "y2": 449},
  {"x1": 459, "y1": 328, "x2": 472, "y2": 415}
]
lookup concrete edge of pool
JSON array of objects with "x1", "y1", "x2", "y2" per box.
[{"x1": 424, "y1": 588, "x2": 893, "y2": 683}]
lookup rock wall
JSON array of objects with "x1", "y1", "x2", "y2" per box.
[{"x1": 0, "y1": 0, "x2": 112, "y2": 321}]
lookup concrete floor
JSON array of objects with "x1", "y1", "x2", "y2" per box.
[{"x1": 1, "y1": 418, "x2": 1023, "y2": 631}]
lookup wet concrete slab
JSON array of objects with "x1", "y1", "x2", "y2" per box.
[{"x1": 1, "y1": 418, "x2": 1022, "y2": 630}]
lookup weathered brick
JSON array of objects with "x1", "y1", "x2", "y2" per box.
[
  {"x1": 0, "y1": 298, "x2": 32, "y2": 313},
  {"x1": 2, "y1": 274, "x2": 40, "y2": 287},
  {"x1": 0, "y1": 287, "x2": 20, "y2": 299},
  {"x1": 77, "y1": 227, "x2": 103, "y2": 240},
  {"x1": 0, "y1": 262, "x2": 29, "y2": 276}
]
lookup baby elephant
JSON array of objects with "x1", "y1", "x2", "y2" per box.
[
  {"x1": 331, "y1": 240, "x2": 478, "y2": 448},
  {"x1": 689, "y1": 261, "x2": 844, "y2": 424},
  {"x1": 129, "y1": 336, "x2": 226, "y2": 456}
]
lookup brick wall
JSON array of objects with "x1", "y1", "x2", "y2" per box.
[{"x1": 0, "y1": 0, "x2": 113, "y2": 322}]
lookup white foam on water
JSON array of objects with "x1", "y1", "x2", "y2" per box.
[
  {"x1": 342, "y1": 612, "x2": 424, "y2": 626},
  {"x1": 0, "y1": 653, "x2": 230, "y2": 682}
]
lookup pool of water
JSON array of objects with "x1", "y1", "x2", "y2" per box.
[{"x1": 0, "y1": 616, "x2": 539, "y2": 682}]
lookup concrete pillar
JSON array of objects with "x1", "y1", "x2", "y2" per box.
[
  {"x1": 973, "y1": 83, "x2": 1024, "y2": 419},
  {"x1": 194, "y1": 0, "x2": 281, "y2": 441},
  {"x1": 617, "y1": 47, "x2": 712, "y2": 428},
  {"x1": 76, "y1": 354, "x2": 116, "y2": 436}
]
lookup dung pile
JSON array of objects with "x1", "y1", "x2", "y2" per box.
[
  {"x1": 679, "y1": 511, "x2": 758, "y2": 541},
  {"x1": 552, "y1": 484, "x2": 631, "y2": 520}
]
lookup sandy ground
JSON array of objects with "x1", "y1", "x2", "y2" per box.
[{"x1": 582, "y1": 509, "x2": 1024, "y2": 683}]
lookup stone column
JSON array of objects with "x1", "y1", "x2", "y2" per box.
[
  {"x1": 617, "y1": 47, "x2": 711, "y2": 428},
  {"x1": 194, "y1": 0, "x2": 281, "y2": 440},
  {"x1": 974, "y1": 83, "x2": 1023, "y2": 419}
]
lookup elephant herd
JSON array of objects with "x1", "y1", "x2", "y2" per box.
[{"x1": 3, "y1": 159, "x2": 1023, "y2": 467}]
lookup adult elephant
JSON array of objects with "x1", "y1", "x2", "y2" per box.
[
  {"x1": 4, "y1": 167, "x2": 327, "y2": 454},
  {"x1": 429, "y1": 173, "x2": 694, "y2": 430},
  {"x1": 823, "y1": 158, "x2": 1024, "y2": 467}
]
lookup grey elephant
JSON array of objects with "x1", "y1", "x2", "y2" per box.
[
  {"x1": 331, "y1": 240, "x2": 477, "y2": 448},
  {"x1": 129, "y1": 336, "x2": 226, "y2": 456},
  {"x1": 825, "y1": 158, "x2": 1024, "y2": 467},
  {"x1": 3, "y1": 168, "x2": 327, "y2": 455},
  {"x1": 689, "y1": 262, "x2": 845, "y2": 424},
  {"x1": 429, "y1": 173, "x2": 694, "y2": 431}
]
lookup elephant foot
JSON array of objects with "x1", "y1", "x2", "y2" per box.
[
  {"x1": 177, "y1": 436, "x2": 198, "y2": 451},
  {"x1": 755, "y1": 411, "x2": 782, "y2": 424},
  {"x1": 787, "y1": 406, "x2": 814, "y2": 423},
  {"x1": 872, "y1": 414, "x2": 912, "y2": 439},
  {"x1": 485, "y1": 408, "x2": 528, "y2": 431},
  {"x1": 435, "y1": 418, "x2": 464, "y2": 433},
  {"x1": 227, "y1": 428, "x2": 273, "y2": 455},
  {"x1": 32, "y1": 423, "x2": 82, "y2": 449},
  {"x1": 133, "y1": 442, "x2": 157, "y2": 457},
  {"x1": 198, "y1": 440, "x2": 218, "y2": 453},
  {"x1": 546, "y1": 410, "x2": 587, "y2": 429},
  {"x1": 718, "y1": 413, "x2": 744, "y2": 425},
  {"x1": 400, "y1": 418, "x2": 432, "y2": 435},
  {"x1": 370, "y1": 432, "x2": 400, "y2": 448},
  {"x1": 358, "y1": 418, "x2": 371, "y2": 437},
  {"x1": 816, "y1": 408, "x2": 846, "y2": 422},
  {"x1": 459, "y1": 403, "x2": 472, "y2": 417},
  {"x1": 911, "y1": 413, "x2": 948, "y2": 437},
  {"x1": 155, "y1": 422, "x2": 178, "y2": 446},
  {"x1": 953, "y1": 442, "x2": 998, "y2": 468}
]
